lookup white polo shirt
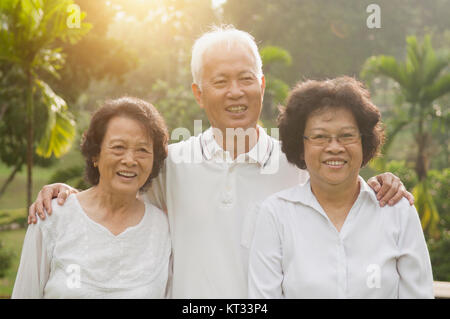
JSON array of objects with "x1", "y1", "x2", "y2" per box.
[{"x1": 145, "y1": 126, "x2": 308, "y2": 298}]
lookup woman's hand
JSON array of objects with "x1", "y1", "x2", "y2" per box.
[
  {"x1": 367, "y1": 172, "x2": 414, "y2": 207},
  {"x1": 28, "y1": 183, "x2": 79, "y2": 224}
]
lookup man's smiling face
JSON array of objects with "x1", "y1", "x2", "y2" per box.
[{"x1": 192, "y1": 42, "x2": 265, "y2": 134}]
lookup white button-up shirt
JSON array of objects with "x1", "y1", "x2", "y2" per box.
[
  {"x1": 248, "y1": 176, "x2": 434, "y2": 299},
  {"x1": 145, "y1": 126, "x2": 308, "y2": 298}
]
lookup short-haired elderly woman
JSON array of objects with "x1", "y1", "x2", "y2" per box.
[
  {"x1": 12, "y1": 97, "x2": 171, "y2": 298},
  {"x1": 248, "y1": 77, "x2": 433, "y2": 299}
]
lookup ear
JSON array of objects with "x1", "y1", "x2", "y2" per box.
[
  {"x1": 192, "y1": 83, "x2": 204, "y2": 109},
  {"x1": 260, "y1": 75, "x2": 266, "y2": 92}
]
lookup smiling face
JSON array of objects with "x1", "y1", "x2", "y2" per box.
[
  {"x1": 303, "y1": 107, "x2": 363, "y2": 189},
  {"x1": 192, "y1": 42, "x2": 265, "y2": 134},
  {"x1": 95, "y1": 116, "x2": 154, "y2": 196}
]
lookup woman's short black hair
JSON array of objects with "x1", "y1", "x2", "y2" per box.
[
  {"x1": 278, "y1": 76, "x2": 385, "y2": 169},
  {"x1": 80, "y1": 96, "x2": 168, "y2": 192}
]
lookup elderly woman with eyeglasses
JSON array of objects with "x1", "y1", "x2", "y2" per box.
[{"x1": 248, "y1": 77, "x2": 433, "y2": 299}]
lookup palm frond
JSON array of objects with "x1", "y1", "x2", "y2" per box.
[
  {"x1": 34, "y1": 79, "x2": 75, "y2": 158},
  {"x1": 422, "y1": 74, "x2": 450, "y2": 104}
]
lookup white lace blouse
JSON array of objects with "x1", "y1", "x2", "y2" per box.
[{"x1": 12, "y1": 194, "x2": 171, "y2": 299}]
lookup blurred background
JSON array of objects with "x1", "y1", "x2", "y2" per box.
[{"x1": 0, "y1": 0, "x2": 449, "y2": 298}]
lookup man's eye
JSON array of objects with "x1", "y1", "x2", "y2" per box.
[
  {"x1": 311, "y1": 134, "x2": 327, "y2": 140},
  {"x1": 112, "y1": 145, "x2": 125, "y2": 150}
]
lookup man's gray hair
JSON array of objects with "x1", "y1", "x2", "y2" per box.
[{"x1": 191, "y1": 25, "x2": 263, "y2": 89}]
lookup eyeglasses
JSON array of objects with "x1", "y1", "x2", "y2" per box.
[{"x1": 303, "y1": 132, "x2": 362, "y2": 146}]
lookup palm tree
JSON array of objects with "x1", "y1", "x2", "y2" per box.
[
  {"x1": 0, "y1": 0, "x2": 91, "y2": 209},
  {"x1": 361, "y1": 35, "x2": 450, "y2": 237}
]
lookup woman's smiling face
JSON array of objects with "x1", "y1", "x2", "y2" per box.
[
  {"x1": 95, "y1": 116, "x2": 154, "y2": 195},
  {"x1": 303, "y1": 107, "x2": 363, "y2": 189}
]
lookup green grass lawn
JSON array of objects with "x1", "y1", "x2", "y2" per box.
[{"x1": 0, "y1": 228, "x2": 26, "y2": 298}]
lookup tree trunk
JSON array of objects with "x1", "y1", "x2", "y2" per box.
[
  {"x1": 0, "y1": 161, "x2": 23, "y2": 199},
  {"x1": 415, "y1": 108, "x2": 428, "y2": 181},
  {"x1": 0, "y1": 104, "x2": 8, "y2": 122},
  {"x1": 26, "y1": 71, "x2": 34, "y2": 211}
]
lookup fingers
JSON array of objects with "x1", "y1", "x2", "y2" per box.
[
  {"x1": 387, "y1": 184, "x2": 414, "y2": 206},
  {"x1": 404, "y1": 188, "x2": 415, "y2": 206},
  {"x1": 27, "y1": 183, "x2": 73, "y2": 224},
  {"x1": 371, "y1": 173, "x2": 393, "y2": 204},
  {"x1": 380, "y1": 178, "x2": 401, "y2": 206},
  {"x1": 33, "y1": 190, "x2": 46, "y2": 221},
  {"x1": 28, "y1": 202, "x2": 37, "y2": 224},
  {"x1": 57, "y1": 188, "x2": 70, "y2": 206},
  {"x1": 371, "y1": 173, "x2": 413, "y2": 207},
  {"x1": 385, "y1": 183, "x2": 404, "y2": 206},
  {"x1": 367, "y1": 176, "x2": 381, "y2": 193},
  {"x1": 370, "y1": 173, "x2": 396, "y2": 207}
]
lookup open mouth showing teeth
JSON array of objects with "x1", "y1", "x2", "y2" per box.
[
  {"x1": 324, "y1": 161, "x2": 346, "y2": 166},
  {"x1": 117, "y1": 172, "x2": 137, "y2": 178},
  {"x1": 226, "y1": 105, "x2": 247, "y2": 113}
]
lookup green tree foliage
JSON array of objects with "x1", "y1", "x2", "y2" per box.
[
  {"x1": 75, "y1": 0, "x2": 218, "y2": 129},
  {"x1": 223, "y1": 0, "x2": 450, "y2": 83},
  {"x1": 429, "y1": 233, "x2": 450, "y2": 282},
  {"x1": 150, "y1": 80, "x2": 208, "y2": 136},
  {"x1": 44, "y1": 0, "x2": 138, "y2": 106},
  {"x1": 260, "y1": 45, "x2": 292, "y2": 125},
  {"x1": 48, "y1": 164, "x2": 89, "y2": 190},
  {"x1": 0, "y1": 0, "x2": 91, "y2": 208},
  {"x1": 361, "y1": 35, "x2": 450, "y2": 237},
  {"x1": 428, "y1": 169, "x2": 450, "y2": 231}
]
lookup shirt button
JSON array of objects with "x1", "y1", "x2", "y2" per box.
[{"x1": 222, "y1": 192, "x2": 233, "y2": 204}]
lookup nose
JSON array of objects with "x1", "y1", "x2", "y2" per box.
[
  {"x1": 226, "y1": 80, "x2": 244, "y2": 99},
  {"x1": 325, "y1": 137, "x2": 345, "y2": 153},
  {"x1": 121, "y1": 150, "x2": 137, "y2": 166}
]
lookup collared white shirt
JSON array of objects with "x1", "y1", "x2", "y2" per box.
[
  {"x1": 248, "y1": 176, "x2": 434, "y2": 299},
  {"x1": 145, "y1": 126, "x2": 308, "y2": 298}
]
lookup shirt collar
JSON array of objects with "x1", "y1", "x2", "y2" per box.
[
  {"x1": 277, "y1": 176, "x2": 379, "y2": 206},
  {"x1": 200, "y1": 126, "x2": 272, "y2": 166}
]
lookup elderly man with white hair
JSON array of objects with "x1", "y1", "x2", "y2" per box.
[{"x1": 28, "y1": 25, "x2": 414, "y2": 298}]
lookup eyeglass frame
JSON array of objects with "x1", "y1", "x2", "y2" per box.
[{"x1": 303, "y1": 132, "x2": 363, "y2": 146}]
